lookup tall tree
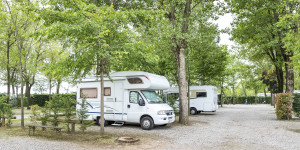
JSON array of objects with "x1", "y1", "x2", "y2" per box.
[
  {"x1": 228, "y1": 0, "x2": 299, "y2": 93},
  {"x1": 40, "y1": 0, "x2": 162, "y2": 135}
]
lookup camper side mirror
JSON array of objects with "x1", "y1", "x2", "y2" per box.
[{"x1": 138, "y1": 99, "x2": 145, "y2": 106}]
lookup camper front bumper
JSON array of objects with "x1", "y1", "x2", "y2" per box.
[{"x1": 154, "y1": 114, "x2": 175, "y2": 125}]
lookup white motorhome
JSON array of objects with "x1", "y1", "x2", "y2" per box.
[
  {"x1": 76, "y1": 71, "x2": 175, "y2": 130},
  {"x1": 165, "y1": 86, "x2": 218, "y2": 115}
]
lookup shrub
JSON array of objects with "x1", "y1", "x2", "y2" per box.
[
  {"x1": 275, "y1": 93, "x2": 293, "y2": 120},
  {"x1": 77, "y1": 97, "x2": 92, "y2": 132},
  {"x1": 47, "y1": 95, "x2": 62, "y2": 127},
  {"x1": 61, "y1": 95, "x2": 76, "y2": 133},
  {"x1": 0, "y1": 96, "x2": 14, "y2": 127},
  {"x1": 30, "y1": 105, "x2": 40, "y2": 123},
  {"x1": 39, "y1": 106, "x2": 50, "y2": 128},
  {"x1": 293, "y1": 93, "x2": 300, "y2": 117}
]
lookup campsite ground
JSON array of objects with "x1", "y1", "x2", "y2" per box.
[{"x1": 1, "y1": 104, "x2": 300, "y2": 150}]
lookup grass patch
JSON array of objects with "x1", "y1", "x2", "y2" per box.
[
  {"x1": 291, "y1": 129, "x2": 300, "y2": 133},
  {"x1": 0, "y1": 126, "x2": 120, "y2": 148}
]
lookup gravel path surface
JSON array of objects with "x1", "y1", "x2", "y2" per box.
[{"x1": 1, "y1": 104, "x2": 299, "y2": 150}]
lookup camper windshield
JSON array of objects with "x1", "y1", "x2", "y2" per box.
[{"x1": 141, "y1": 91, "x2": 165, "y2": 104}]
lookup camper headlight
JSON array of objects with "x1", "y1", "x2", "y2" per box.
[{"x1": 157, "y1": 110, "x2": 167, "y2": 115}]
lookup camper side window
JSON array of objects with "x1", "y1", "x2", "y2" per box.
[
  {"x1": 196, "y1": 92, "x2": 207, "y2": 98},
  {"x1": 129, "y1": 91, "x2": 143, "y2": 104},
  {"x1": 80, "y1": 88, "x2": 97, "y2": 98},
  {"x1": 104, "y1": 87, "x2": 111, "y2": 96},
  {"x1": 127, "y1": 78, "x2": 143, "y2": 84}
]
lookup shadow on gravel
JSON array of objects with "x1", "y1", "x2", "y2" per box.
[
  {"x1": 93, "y1": 123, "x2": 174, "y2": 130},
  {"x1": 193, "y1": 113, "x2": 217, "y2": 116}
]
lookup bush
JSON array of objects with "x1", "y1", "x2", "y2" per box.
[
  {"x1": 293, "y1": 93, "x2": 300, "y2": 117},
  {"x1": 61, "y1": 95, "x2": 76, "y2": 132},
  {"x1": 30, "y1": 105, "x2": 40, "y2": 123},
  {"x1": 77, "y1": 97, "x2": 92, "y2": 132},
  {"x1": 0, "y1": 96, "x2": 14, "y2": 127},
  {"x1": 276, "y1": 93, "x2": 293, "y2": 120},
  {"x1": 225, "y1": 96, "x2": 271, "y2": 104}
]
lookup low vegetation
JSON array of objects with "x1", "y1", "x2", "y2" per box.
[{"x1": 276, "y1": 93, "x2": 293, "y2": 120}]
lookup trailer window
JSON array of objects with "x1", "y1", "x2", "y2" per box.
[
  {"x1": 104, "y1": 87, "x2": 111, "y2": 96},
  {"x1": 129, "y1": 91, "x2": 143, "y2": 103},
  {"x1": 196, "y1": 92, "x2": 207, "y2": 98},
  {"x1": 80, "y1": 88, "x2": 97, "y2": 98},
  {"x1": 127, "y1": 78, "x2": 143, "y2": 84}
]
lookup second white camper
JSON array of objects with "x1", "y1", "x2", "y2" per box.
[
  {"x1": 166, "y1": 86, "x2": 219, "y2": 115},
  {"x1": 76, "y1": 71, "x2": 175, "y2": 130}
]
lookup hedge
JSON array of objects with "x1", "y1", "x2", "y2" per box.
[
  {"x1": 293, "y1": 93, "x2": 300, "y2": 117},
  {"x1": 224, "y1": 96, "x2": 271, "y2": 104},
  {"x1": 15, "y1": 94, "x2": 76, "y2": 107}
]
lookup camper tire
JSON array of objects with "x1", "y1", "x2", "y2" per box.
[
  {"x1": 141, "y1": 116, "x2": 154, "y2": 130},
  {"x1": 190, "y1": 108, "x2": 197, "y2": 115},
  {"x1": 97, "y1": 116, "x2": 108, "y2": 126}
]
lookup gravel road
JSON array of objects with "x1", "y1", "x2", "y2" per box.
[{"x1": 1, "y1": 104, "x2": 299, "y2": 150}]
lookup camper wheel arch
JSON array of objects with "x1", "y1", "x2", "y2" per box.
[
  {"x1": 140, "y1": 115, "x2": 154, "y2": 130},
  {"x1": 190, "y1": 107, "x2": 197, "y2": 115},
  {"x1": 96, "y1": 116, "x2": 109, "y2": 126}
]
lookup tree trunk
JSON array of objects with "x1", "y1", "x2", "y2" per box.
[
  {"x1": 6, "y1": 38, "x2": 10, "y2": 104},
  {"x1": 220, "y1": 80, "x2": 224, "y2": 107},
  {"x1": 264, "y1": 88, "x2": 267, "y2": 104},
  {"x1": 275, "y1": 65, "x2": 284, "y2": 93},
  {"x1": 177, "y1": 47, "x2": 189, "y2": 124},
  {"x1": 56, "y1": 79, "x2": 62, "y2": 94},
  {"x1": 49, "y1": 79, "x2": 52, "y2": 100},
  {"x1": 241, "y1": 82, "x2": 247, "y2": 97},
  {"x1": 100, "y1": 61, "x2": 105, "y2": 135},
  {"x1": 168, "y1": 0, "x2": 191, "y2": 125},
  {"x1": 285, "y1": 58, "x2": 294, "y2": 93},
  {"x1": 25, "y1": 81, "x2": 31, "y2": 109},
  {"x1": 187, "y1": 79, "x2": 190, "y2": 116}
]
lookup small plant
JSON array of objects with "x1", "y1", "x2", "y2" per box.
[
  {"x1": 0, "y1": 96, "x2": 14, "y2": 127},
  {"x1": 47, "y1": 95, "x2": 62, "y2": 127},
  {"x1": 61, "y1": 95, "x2": 76, "y2": 133},
  {"x1": 40, "y1": 106, "x2": 50, "y2": 130},
  {"x1": 276, "y1": 93, "x2": 293, "y2": 120},
  {"x1": 30, "y1": 104, "x2": 40, "y2": 123},
  {"x1": 77, "y1": 97, "x2": 92, "y2": 132}
]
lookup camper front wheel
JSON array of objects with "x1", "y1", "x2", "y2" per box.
[
  {"x1": 97, "y1": 117, "x2": 108, "y2": 126},
  {"x1": 190, "y1": 108, "x2": 197, "y2": 115},
  {"x1": 141, "y1": 116, "x2": 154, "y2": 130}
]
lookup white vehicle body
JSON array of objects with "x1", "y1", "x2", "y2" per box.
[
  {"x1": 165, "y1": 86, "x2": 219, "y2": 114},
  {"x1": 76, "y1": 71, "x2": 175, "y2": 130}
]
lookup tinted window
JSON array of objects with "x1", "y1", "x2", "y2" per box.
[
  {"x1": 127, "y1": 78, "x2": 143, "y2": 84},
  {"x1": 196, "y1": 92, "x2": 207, "y2": 98}
]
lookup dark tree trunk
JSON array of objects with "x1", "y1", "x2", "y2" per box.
[
  {"x1": 285, "y1": 57, "x2": 294, "y2": 93},
  {"x1": 275, "y1": 65, "x2": 284, "y2": 93}
]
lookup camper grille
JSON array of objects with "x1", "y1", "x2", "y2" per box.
[{"x1": 166, "y1": 110, "x2": 174, "y2": 116}]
